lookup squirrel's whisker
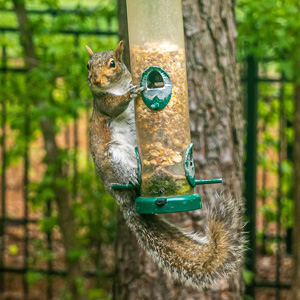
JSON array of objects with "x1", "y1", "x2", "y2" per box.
[{"x1": 80, "y1": 82, "x2": 89, "y2": 92}]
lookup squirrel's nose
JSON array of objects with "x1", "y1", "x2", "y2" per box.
[{"x1": 93, "y1": 76, "x2": 101, "y2": 85}]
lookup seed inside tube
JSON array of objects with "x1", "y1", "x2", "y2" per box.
[
  {"x1": 172, "y1": 155, "x2": 182, "y2": 163},
  {"x1": 132, "y1": 43, "x2": 193, "y2": 196},
  {"x1": 149, "y1": 150, "x2": 159, "y2": 157}
]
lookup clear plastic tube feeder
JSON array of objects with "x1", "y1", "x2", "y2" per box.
[{"x1": 112, "y1": 0, "x2": 222, "y2": 214}]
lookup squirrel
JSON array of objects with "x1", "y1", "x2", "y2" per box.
[{"x1": 86, "y1": 41, "x2": 245, "y2": 289}]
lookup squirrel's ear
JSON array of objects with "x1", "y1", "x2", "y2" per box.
[
  {"x1": 86, "y1": 45, "x2": 93, "y2": 57},
  {"x1": 115, "y1": 40, "x2": 124, "y2": 61}
]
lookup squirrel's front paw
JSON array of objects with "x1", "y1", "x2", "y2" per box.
[{"x1": 129, "y1": 85, "x2": 146, "y2": 99}]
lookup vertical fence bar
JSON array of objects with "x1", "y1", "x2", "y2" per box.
[
  {"x1": 107, "y1": 17, "x2": 112, "y2": 31},
  {"x1": 73, "y1": 116, "x2": 78, "y2": 199},
  {"x1": 0, "y1": 44, "x2": 7, "y2": 295},
  {"x1": 262, "y1": 167, "x2": 267, "y2": 255},
  {"x1": 244, "y1": 55, "x2": 258, "y2": 298},
  {"x1": 86, "y1": 111, "x2": 90, "y2": 165},
  {"x1": 261, "y1": 115, "x2": 270, "y2": 256},
  {"x1": 46, "y1": 200, "x2": 53, "y2": 300},
  {"x1": 260, "y1": 63, "x2": 267, "y2": 256},
  {"x1": 275, "y1": 76, "x2": 285, "y2": 300},
  {"x1": 23, "y1": 102, "x2": 30, "y2": 298},
  {"x1": 41, "y1": 46, "x2": 54, "y2": 300},
  {"x1": 286, "y1": 116, "x2": 293, "y2": 255},
  {"x1": 73, "y1": 34, "x2": 79, "y2": 200}
]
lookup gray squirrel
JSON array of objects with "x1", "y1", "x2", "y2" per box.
[{"x1": 86, "y1": 41, "x2": 244, "y2": 289}]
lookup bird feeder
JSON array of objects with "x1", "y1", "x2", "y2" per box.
[{"x1": 112, "y1": 0, "x2": 222, "y2": 214}]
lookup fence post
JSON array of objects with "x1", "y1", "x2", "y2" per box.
[
  {"x1": 244, "y1": 55, "x2": 258, "y2": 298},
  {"x1": 274, "y1": 74, "x2": 285, "y2": 300},
  {"x1": 73, "y1": 34, "x2": 79, "y2": 200},
  {"x1": 23, "y1": 76, "x2": 31, "y2": 300},
  {"x1": 0, "y1": 44, "x2": 7, "y2": 295}
]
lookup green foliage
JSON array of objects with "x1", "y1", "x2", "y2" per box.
[
  {"x1": 26, "y1": 271, "x2": 44, "y2": 286},
  {"x1": 88, "y1": 288, "x2": 111, "y2": 300},
  {"x1": 8, "y1": 244, "x2": 19, "y2": 255},
  {"x1": 237, "y1": 0, "x2": 300, "y2": 78},
  {"x1": 0, "y1": 0, "x2": 118, "y2": 297},
  {"x1": 243, "y1": 269, "x2": 255, "y2": 285},
  {"x1": 75, "y1": 168, "x2": 117, "y2": 245},
  {"x1": 38, "y1": 215, "x2": 58, "y2": 233},
  {"x1": 254, "y1": 79, "x2": 294, "y2": 236},
  {"x1": 237, "y1": 0, "x2": 297, "y2": 255},
  {"x1": 75, "y1": 277, "x2": 85, "y2": 295}
]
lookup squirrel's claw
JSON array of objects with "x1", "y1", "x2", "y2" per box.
[
  {"x1": 135, "y1": 86, "x2": 146, "y2": 93},
  {"x1": 129, "y1": 85, "x2": 146, "y2": 93},
  {"x1": 129, "y1": 86, "x2": 146, "y2": 99},
  {"x1": 128, "y1": 85, "x2": 137, "y2": 92}
]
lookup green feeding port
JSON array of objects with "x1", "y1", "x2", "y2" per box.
[
  {"x1": 140, "y1": 66, "x2": 172, "y2": 111},
  {"x1": 147, "y1": 70, "x2": 164, "y2": 89}
]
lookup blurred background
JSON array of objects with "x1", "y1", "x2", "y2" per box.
[
  {"x1": 0, "y1": 0, "x2": 299, "y2": 299},
  {"x1": 0, "y1": 1, "x2": 118, "y2": 299}
]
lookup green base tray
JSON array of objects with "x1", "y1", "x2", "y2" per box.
[{"x1": 135, "y1": 194, "x2": 202, "y2": 214}]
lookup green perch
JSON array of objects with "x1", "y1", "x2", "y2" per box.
[
  {"x1": 195, "y1": 178, "x2": 223, "y2": 185},
  {"x1": 111, "y1": 183, "x2": 139, "y2": 190},
  {"x1": 111, "y1": 178, "x2": 223, "y2": 190},
  {"x1": 111, "y1": 177, "x2": 222, "y2": 214}
]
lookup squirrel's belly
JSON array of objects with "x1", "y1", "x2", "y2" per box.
[{"x1": 108, "y1": 104, "x2": 138, "y2": 184}]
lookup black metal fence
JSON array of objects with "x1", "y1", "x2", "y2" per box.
[
  {"x1": 244, "y1": 56, "x2": 293, "y2": 299},
  {"x1": 0, "y1": 6, "x2": 117, "y2": 299}
]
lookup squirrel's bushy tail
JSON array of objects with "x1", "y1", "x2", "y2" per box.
[{"x1": 119, "y1": 192, "x2": 245, "y2": 289}]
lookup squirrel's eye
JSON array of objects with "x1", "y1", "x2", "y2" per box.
[
  {"x1": 109, "y1": 60, "x2": 116, "y2": 68},
  {"x1": 87, "y1": 64, "x2": 90, "y2": 70}
]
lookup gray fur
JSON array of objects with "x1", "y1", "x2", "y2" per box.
[
  {"x1": 90, "y1": 99, "x2": 245, "y2": 289},
  {"x1": 107, "y1": 101, "x2": 138, "y2": 185},
  {"x1": 87, "y1": 51, "x2": 245, "y2": 289}
]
